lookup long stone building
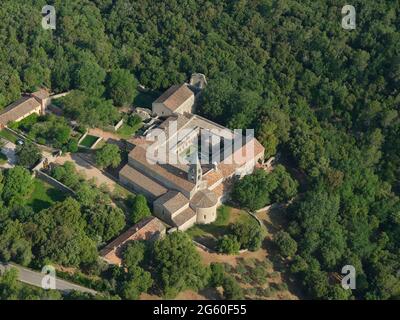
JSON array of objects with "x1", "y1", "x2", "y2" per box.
[{"x1": 0, "y1": 89, "x2": 50, "y2": 129}]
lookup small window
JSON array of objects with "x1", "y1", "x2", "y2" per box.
[{"x1": 204, "y1": 215, "x2": 206, "y2": 220}]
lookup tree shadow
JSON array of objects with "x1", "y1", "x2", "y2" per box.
[
  {"x1": 30, "y1": 199, "x2": 52, "y2": 213},
  {"x1": 198, "y1": 287, "x2": 222, "y2": 300},
  {"x1": 46, "y1": 187, "x2": 66, "y2": 203}
]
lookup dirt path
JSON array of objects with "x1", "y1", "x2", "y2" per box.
[
  {"x1": 88, "y1": 128, "x2": 124, "y2": 148},
  {"x1": 195, "y1": 246, "x2": 268, "y2": 267},
  {"x1": 55, "y1": 153, "x2": 117, "y2": 192}
]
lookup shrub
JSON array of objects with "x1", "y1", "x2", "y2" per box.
[
  {"x1": 274, "y1": 230, "x2": 298, "y2": 258},
  {"x1": 230, "y1": 219, "x2": 263, "y2": 251},
  {"x1": 223, "y1": 276, "x2": 244, "y2": 300},
  {"x1": 127, "y1": 114, "x2": 142, "y2": 128},
  {"x1": 209, "y1": 263, "x2": 225, "y2": 287},
  {"x1": 217, "y1": 235, "x2": 240, "y2": 254}
]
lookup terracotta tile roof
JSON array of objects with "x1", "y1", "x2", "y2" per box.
[
  {"x1": 223, "y1": 137, "x2": 264, "y2": 167},
  {"x1": 129, "y1": 145, "x2": 196, "y2": 193},
  {"x1": 154, "y1": 191, "x2": 189, "y2": 214},
  {"x1": 100, "y1": 217, "x2": 166, "y2": 264},
  {"x1": 154, "y1": 84, "x2": 194, "y2": 112},
  {"x1": 0, "y1": 97, "x2": 41, "y2": 126},
  {"x1": 190, "y1": 189, "x2": 218, "y2": 208},
  {"x1": 203, "y1": 170, "x2": 224, "y2": 188},
  {"x1": 212, "y1": 183, "x2": 225, "y2": 199},
  {"x1": 158, "y1": 113, "x2": 193, "y2": 131},
  {"x1": 31, "y1": 89, "x2": 50, "y2": 101},
  {"x1": 172, "y1": 207, "x2": 196, "y2": 227},
  {"x1": 120, "y1": 164, "x2": 168, "y2": 198}
]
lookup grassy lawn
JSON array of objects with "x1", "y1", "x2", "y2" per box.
[
  {"x1": 117, "y1": 122, "x2": 143, "y2": 139},
  {"x1": 133, "y1": 91, "x2": 160, "y2": 109},
  {"x1": 187, "y1": 206, "x2": 252, "y2": 248},
  {"x1": 79, "y1": 135, "x2": 99, "y2": 148},
  {"x1": 27, "y1": 179, "x2": 67, "y2": 212},
  {"x1": 0, "y1": 129, "x2": 19, "y2": 143}
]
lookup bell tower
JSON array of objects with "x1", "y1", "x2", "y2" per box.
[{"x1": 188, "y1": 154, "x2": 202, "y2": 185}]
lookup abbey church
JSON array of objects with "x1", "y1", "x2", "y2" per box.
[{"x1": 119, "y1": 78, "x2": 265, "y2": 231}]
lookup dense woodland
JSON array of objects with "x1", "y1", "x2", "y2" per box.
[{"x1": 0, "y1": 0, "x2": 399, "y2": 300}]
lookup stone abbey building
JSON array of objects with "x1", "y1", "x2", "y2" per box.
[{"x1": 120, "y1": 82, "x2": 264, "y2": 231}]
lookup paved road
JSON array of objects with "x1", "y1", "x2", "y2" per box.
[{"x1": 0, "y1": 262, "x2": 97, "y2": 295}]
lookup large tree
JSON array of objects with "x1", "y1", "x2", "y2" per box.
[
  {"x1": 2, "y1": 166, "x2": 33, "y2": 205},
  {"x1": 15, "y1": 141, "x2": 41, "y2": 168},
  {"x1": 130, "y1": 195, "x2": 151, "y2": 224},
  {"x1": 106, "y1": 69, "x2": 138, "y2": 107},
  {"x1": 0, "y1": 220, "x2": 32, "y2": 266},
  {"x1": 95, "y1": 144, "x2": 121, "y2": 169},
  {"x1": 31, "y1": 198, "x2": 98, "y2": 267},
  {"x1": 153, "y1": 232, "x2": 209, "y2": 298}
]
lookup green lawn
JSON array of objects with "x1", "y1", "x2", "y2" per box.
[
  {"x1": 27, "y1": 179, "x2": 67, "y2": 212},
  {"x1": 79, "y1": 135, "x2": 99, "y2": 148},
  {"x1": 186, "y1": 206, "x2": 248, "y2": 248},
  {"x1": 0, "y1": 129, "x2": 19, "y2": 143},
  {"x1": 117, "y1": 123, "x2": 142, "y2": 139}
]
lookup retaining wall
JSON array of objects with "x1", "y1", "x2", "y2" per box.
[{"x1": 35, "y1": 170, "x2": 75, "y2": 196}]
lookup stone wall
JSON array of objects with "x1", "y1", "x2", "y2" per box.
[{"x1": 35, "y1": 170, "x2": 75, "y2": 196}]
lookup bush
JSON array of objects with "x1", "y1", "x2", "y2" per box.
[
  {"x1": 209, "y1": 263, "x2": 225, "y2": 287},
  {"x1": 95, "y1": 144, "x2": 121, "y2": 169},
  {"x1": 66, "y1": 138, "x2": 79, "y2": 153},
  {"x1": 15, "y1": 141, "x2": 41, "y2": 168},
  {"x1": 217, "y1": 235, "x2": 240, "y2": 254},
  {"x1": 274, "y1": 231, "x2": 298, "y2": 258},
  {"x1": 130, "y1": 195, "x2": 151, "y2": 224},
  {"x1": 230, "y1": 219, "x2": 263, "y2": 251},
  {"x1": 127, "y1": 114, "x2": 142, "y2": 128},
  {"x1": 223, "y1": 276, "x2": 244, "y2": 300}
]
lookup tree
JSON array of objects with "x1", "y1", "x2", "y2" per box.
[
  {"x1": 74, "y1": 60, "x2": 106, "y2": 97},
  {"x1": 223, "y1": 275, "x2": 244, "y2": 300},
  {"x1": 257, "y1": 120, "x2": 279, "y2": 159},
  {"x1": 230, "y1": 219, "x2": 263, "y2": 251},
  {"x1": 127, "y1": 114, "x2": 142, "y2": 128},
  {"x1": 0, "y1": 268, "x2": 62, "y2": 300},
  {"x1": 84, "y1": 204, "x2": 126, "y2": 243},
  {"x1": 274, "y1": 231, "x2": 297, "y2": 258},
  {"x1": 2, "y1": 166, "x2": 33, "y2": 205},
  {"x1": 198, "y1": 78, "x2": 235, "y2": 123},
  {"x1": 76, "y1": 182, "x2": 110, "y2": 207},
  {"x1": 0, "y1": 220, "x2": 32, "y2": 266},
  {"x1": 209, "y1": 263, "x2": 225, "y2": 287},
  {"x1": 22, "y1": 63, "x2": 50, "y2": 92},
  {"x1": 122, "y1": 241, "x2": 146, "y2": 270},
  {"x1": 270, "y1": 165, "x2": 298, "y2": 203},
  {"x1": 120, "y1": 266, "x2": 153, "y2": 300},
  {"x1": 95, "y1": 144, "x2": 121, "y2": 169},
  {"x1": 58, "y1": 91, "x2": 119, "y2": 128},
  {"x1": 130, "y1": 195, "x2": 151, "y2": 224},
  {"x1": 232, "y1": 169, "x2": 277, "y2": 211},
  {"x1": 15, "y1": 141, "x2": 41, "y2": 168},
  {"x1": 217, "y1": 235, "x2": 240, "y2": 254},
  {"x1": 106, "y1": 69, "x2": 138, "y2": 107},
  {"x1": 66, "y1": 138, "x2": 79, "y2": 153},
  {"x1": 32, "y1": 198, "x2": 98, "y2": 267},
  {"x1": 153, "y1": 232, "x2": 209, "y2": 298}
]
